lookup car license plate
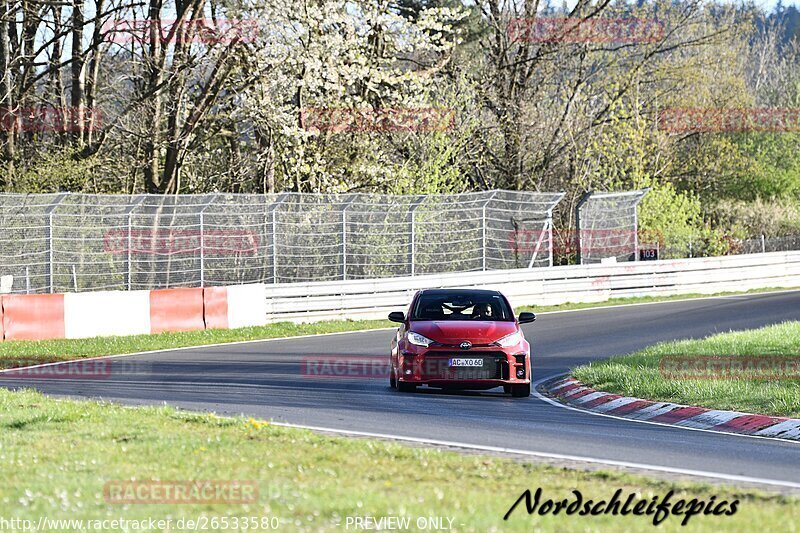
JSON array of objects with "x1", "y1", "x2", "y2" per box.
[{"x1": 449, "y1": 358, "x2": 483, "y2": 367}]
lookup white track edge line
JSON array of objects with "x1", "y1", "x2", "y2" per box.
[
  {"x1": 0, "y1": 327, "x2": 398, "y2": 375},
  {"x1": 532, "y1": 373, "x2": 800, "y2": 447},
  {"x1": 270, "y1": 421, "x2": 800, "y2": 490}
]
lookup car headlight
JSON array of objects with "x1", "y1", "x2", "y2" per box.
[
  {"x1": 494, "y1": 331, "x2": 523, "y2": 347},
  {"x1": 407, "y1": 331, "x2": 435, "y2": 347}
]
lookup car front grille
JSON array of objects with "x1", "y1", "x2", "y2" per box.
[{"x1": 420, "y1": 352, "x2": 506, "y2": 380}]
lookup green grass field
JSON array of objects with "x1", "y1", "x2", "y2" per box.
[
  {"x1": 0, "y1": 388, "x2": 797, "y2": 532},
  {"x1": 0, "y1": 287, "x2": 795, "y2": 370},
  {"x1": 573, "y1": 321, "x2": 800, "y2": 417}
]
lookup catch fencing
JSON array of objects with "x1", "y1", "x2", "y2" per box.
[
  {"x1": 575, "y1": 189, "x2": 649, "y2": 264},
  {"x1": 0, "y1": 190, "x2": 565, "y2": 293}
]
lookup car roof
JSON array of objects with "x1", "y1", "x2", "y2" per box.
[{"x1": 417, "y1": 288, "x2": 503, "y2": 297}]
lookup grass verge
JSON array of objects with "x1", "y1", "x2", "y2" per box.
[
  {"x1": 0, "y1": 319, "x2": 393, "y2": 368},
  {"x1": 573, "y1": 321, "x2": 800, "y2": 417},
  {"x1": 0, "y1": 286, "x2": 796, "y2": 370},
  {"x1": 518, "y1": 286, "x2": 798, "y2": 314},
  {"x1": 0, "y1": 388, "x2": 797, "y2": 531}
]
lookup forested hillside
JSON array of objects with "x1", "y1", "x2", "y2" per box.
[{"x1": 1, "y1": 0, "x2": 799, "y2": 253}]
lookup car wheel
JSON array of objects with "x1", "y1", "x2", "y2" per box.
[
  {"x1": 511, "y1": 383, "x2": 531, "y2": 397},
  {"x1": 398, "y1": 381, "x2": 417, "y2": 393},
  {"x1": 390, "y1": 368, "x2": 397, "y2": 388},
  {"x1": 503, "y1": 385, "x2": 511, "y2": 394}
]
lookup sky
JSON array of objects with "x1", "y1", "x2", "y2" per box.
[
  {"x1": 543, "y1": 0, "x2": 800, "y2": 11},
  {"x1": 744, "y1": 0, "x2": 800, "y2": 10}
]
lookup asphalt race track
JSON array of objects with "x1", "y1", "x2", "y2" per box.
[{"x1": 3, "y1": 291, "x2": 800, "y2": 487}]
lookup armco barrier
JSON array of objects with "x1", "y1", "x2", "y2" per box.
[
  {"x1": 261, "y1": 251, "x2": 800, "y2": 322},
  {"x1": 1, "y1": 252, "x2": 799, "y2": 341}
]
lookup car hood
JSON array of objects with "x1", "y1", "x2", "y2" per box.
[{"x1": 410, "y1": 321, "x2": 518, "y2": 344}]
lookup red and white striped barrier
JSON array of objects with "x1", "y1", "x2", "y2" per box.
[
  {"x1": 204, "y1": 284, "x2": 269, "y2": 330},
  {"x1": 0, "y1": 285, "x2": 269, "y2": 341}
]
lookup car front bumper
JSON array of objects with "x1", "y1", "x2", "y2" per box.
[{"x1": 396, "y1": 347, "x2": 530, "y2": 386}]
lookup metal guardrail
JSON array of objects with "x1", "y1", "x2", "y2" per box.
[{"x1": 258, "y1": 252, "x2": 800, "y2": 322}]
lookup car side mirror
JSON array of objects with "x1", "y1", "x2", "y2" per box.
[
  {"x1": 388, "y1": 311, "x2": 406, "y2": 323},
  {"x1": 518, "y1": 312, "x2": 536, "y2": 324}
]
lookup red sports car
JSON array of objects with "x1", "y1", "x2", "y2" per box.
[{"x1": 388, "y1": 288, "x2": 535, "y2": 397}]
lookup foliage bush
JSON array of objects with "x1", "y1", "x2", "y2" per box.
[
  {"x1": 638, "y1": 181, "x2": 735, "y2": 258},
  {"x1": 708, "y1": 198, "x2": 800, "y2": 238}
]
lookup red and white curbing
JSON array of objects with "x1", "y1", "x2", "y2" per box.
[{"x1": 543, "y1": 376, "x2": 800, "y2": 442}]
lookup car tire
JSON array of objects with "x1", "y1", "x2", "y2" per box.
[
  {"x1": 398, "y1": 381, "x2": 417, "y2": 393},
  {"x1": 390, "y1": 368, "x2": 397, "y2": 388},
  {"x1": 511, "y1": 383, "x2": 531, "y2": 397},
  {"x1": 503, "y1": 385, "x2": 512, "y2": 394}
]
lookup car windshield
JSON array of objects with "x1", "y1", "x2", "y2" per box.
[{"x1": 411, "y1": 293, "x2": 514, "y2": 321}]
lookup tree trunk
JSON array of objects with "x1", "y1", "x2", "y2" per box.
[
  {"x1": 0, "y1": 0, "x2": 15, "y2": 184},
  {"x1": 70, "y1": 0, "x2": 85, "y2": 144}
]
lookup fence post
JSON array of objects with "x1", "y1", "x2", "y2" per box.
[
  {"x1": 526, "y1": 219, "x2": 550, "y2": 268},
  {"x1": 198, "y1": 193, "x2": 219, "y2": 288},
  {"x1": 410, "y1": 211, "x2": 416, "y2": 276},
  {"x1": 44, "y1": 193, "x2": 68, "y2": 294},
  {"x1": 481, "y1": 191, "x2": 498, "y2": 271},
  {"x1": 124, "y1": 195, "x2": 146, "y2": 291},
  {"x1": 546, "y1": 193, "x2": 564, "y2": 268},
  {"x1": 199, "y1": 212, "x2": 205, "y2": 286},
  {"x1": 408, "y1": 196, "x2": 426, "y2": 276},
  {"x1": 340, "y1": 195, "x2": 358, "y2": 280},
  {"x1": 267, "y1": 193, "x2": 289, "y2": 284},
  {"x1": 481, "y1": 205, "x2": 487, "y2": 270},
  {"x1": 761, "y1": 234, "x2": 766, "y2": 254},
  {"x1": 574, "y1": 191, "x2": 592, "y2": 265},
  {"x1": 632, "y1": 188, "x2": 649, "y2": 261}
]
